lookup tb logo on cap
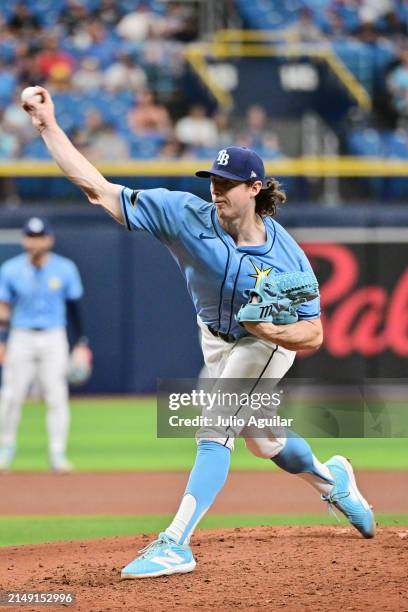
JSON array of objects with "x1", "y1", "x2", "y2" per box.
[{"x1": 216, "y1": 149, "x2": 229, "y2": 166}]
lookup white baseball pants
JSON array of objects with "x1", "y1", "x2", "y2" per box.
[
  {"x1": 197, "y1": 317, "x2": 296, "y2": 456},
  {"x1": 0, "y1": 327, "x2": 70, "y2": 455}
]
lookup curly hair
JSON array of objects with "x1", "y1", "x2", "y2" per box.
[{"x1": 254, "y1": 178, "x2": 286, "y2": 217}]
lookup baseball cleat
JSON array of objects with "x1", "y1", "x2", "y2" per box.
[
  {"x1": 121, "y1": 532, "x2": 196, "y2": 579},
  {"x1": 0, "y1": 446, "x2": 15, "y2": 472},
  {"x1": 49, "y1": 453, "x2": 73, "y2": 474},
  {"x1": 322, "y1": 455, "x2": 375, "y2": 539}
]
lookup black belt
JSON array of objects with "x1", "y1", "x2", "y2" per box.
[
  {"x1": 207, "y1": 326, "x2": 237, "y2": 343},
  {"x1": 29, "y1": 328, "x2": 46, "y2": 332}
]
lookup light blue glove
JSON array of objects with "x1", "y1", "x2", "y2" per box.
[{"x1": 236, "y1": 271, "x2": 319, "y2": 325}]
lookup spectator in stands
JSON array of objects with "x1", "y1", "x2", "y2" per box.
[
  {"x1": 321, "y1": 9, "x2": 348, "y2": 40},
  {"x1": 74, "y1": 108, "x2": 130, "y2": 160},
  {"x1": 214, "y1": 111, "x2": 233, "y2": 147},
  {"x1": 14, "y1": 43, "x2": 42, "y2": 87},
  {"x1": 245, "y1": 105, "x2": 268, "y2": 147},
  {"x1": 261, "y1": 132, "x2": 282, "y2": 159},
  {"x1": 72, "y1": 20, "x2": 117, "y2": 69},
  {"x1": 103, "y1": 52, "x2": 147, "y2": 93},
  {"x1": 127, "y1": 89, "x2": 171, "y2": 137},
  {"x1": 175, "y1": 105, "x2": 218, "y2": 148},
  {"x1": 233, "y1": 105, "x2": 281, "y2": 158},
  {"x1": 91, "y1": 0, "x2": 123, "y2": 29},
  {"x1": 240, "y1": 105, "x2": 278, "y2": 152},
  {"x1": 330, "y1": 0, "x2": 360, "y2": 34},
  {"x1": 0, "y1": 112, "x2": 20, "y2": 159},
  {"x1": 72, "y1": 57, "x2": 104, "y2": 92},
  {"x1": 387, "y1": 48, "x2": 408, "y2": 116},
  {"x1": 287, "y1": 7, "x2": 322, "y2": 42},
  {"x1": 163, "y1": 2, "x2": 198, "y2": 42},
  {"x1": 116, "y1": 3, "x2": 163, "y2": 42},
  {"x1": 0, "y1": 100, "x2": 21, "y2": 203},
  {"x1": 35, "y1": 33, "x2": 75, "y2": 87},
  {"x1": 158, "y1": 137, "x2": 185, "y2": 159},
  {"x1": 87, "y1": 124, "x2": 130, "y2": 160},
  {"x1": 7, "y1": 3, "x2": 40, "y2": 37},
  {"x1": 3, "y1": 93, "x2": 34, "y2": 144},
  {"x1": 0, "y1": 15, "x2": 19, "y2": 63},
  {"x1": 140, "y1": 29, "x2": 184, "y2": 93},
  {"x1": 59, "y1": 0, "x2": 90, "y2": 36},
  {"x1": 358, "y1": 0, "x2": 395, "y2": 28},
  {"x1": 73, "y1": 108, "x2": 104, "y2": 149},
  {"x1": 357, "y1": 20, "x2": 382, "y2": 43}
]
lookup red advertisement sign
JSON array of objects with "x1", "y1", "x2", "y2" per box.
[{"x1": 296, "y1": 242, "x2": 408, "y2": 377}]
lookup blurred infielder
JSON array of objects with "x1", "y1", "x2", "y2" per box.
[
  {"x1": 22, "y1": 86, "x2": 375, "y2": 577},
  {"x1": 0, "y1": 217, "x2": 90, "y2": 472}
]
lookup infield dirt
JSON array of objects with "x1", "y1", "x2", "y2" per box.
[
  {"x1": 1, "y1": 526, "x2": 408, "y2": 611},
  {"x1": 1, "y1": 470, "x2": 407, "y2": 514},
  {"x1": 1, "y1": 470, "x2": 407, "y2": 611}
]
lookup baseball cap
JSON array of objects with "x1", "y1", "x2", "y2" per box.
[
  {"x1": 195, "y1": 146, "x2": 266, "y2": 184},
  {"x1": 23, "y1": 217, "x2": 52, "y2": 237}
]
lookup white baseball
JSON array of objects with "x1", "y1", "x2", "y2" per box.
[{"x1": 20, "y1": 86, "x2": 43, "y2": 104}]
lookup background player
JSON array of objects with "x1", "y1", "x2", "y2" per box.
[
  {"x1": 0, "y1": 216, "x2": 90, "y2": 473},
  {"x1": 21, "y1": 86, "x2": 375, "y2": 577}
]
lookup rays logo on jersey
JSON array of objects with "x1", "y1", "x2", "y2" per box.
[
  {"x1": 216, "y1": 150, "x2": 230, "y2": 166},
  {"x1": 48, "y1": 276, "x2": 61, "y2": 290},
  {"x1": 249, "y1": 260, "x2": 273, "y2": 288}
]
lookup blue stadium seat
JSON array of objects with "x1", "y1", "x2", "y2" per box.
[
  {"x1": 0, "y1": 69, "x2": 17, "y2": 107},
  {"x1": 346, "y1": 128, "x2": 408, "y2": 200},
  {"x1": 381, "y1": 131, "x2": 408, "y2": 158},
  {"x1": 129, "y1": 133, "x2": 165, "y2": 159},
  {"x1": 233, "y1": 0, "x2": 399, "y2": 95},
  {"x1": 347, "y1": 128, "x2": 383, "y2": 157},
  {"x1": 22, "y1": 139, "x2": 52, "y2": 159}
]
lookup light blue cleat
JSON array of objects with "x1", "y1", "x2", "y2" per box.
[
  {"x1": 121, "y1": 533, "x2": 196, "y2": 579},
  {"x1": 322, "y1": 455, "x2": 376, "y2": 539}
]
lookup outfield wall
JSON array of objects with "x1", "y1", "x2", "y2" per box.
[{"x1": 0, "y1": 205, "x2": 406, "y2": 392}]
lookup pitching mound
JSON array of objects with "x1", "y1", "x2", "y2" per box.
[{"x1": 2, "y1": 526, "x2": 408, "y2": 611}]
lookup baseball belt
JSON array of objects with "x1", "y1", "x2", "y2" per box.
[{"x1": 207, "y1": 326, "x2": 237, "y2": 344}]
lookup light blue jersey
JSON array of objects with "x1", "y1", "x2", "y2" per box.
[
  {"x1": 121, "y1": 187, "x2": 320, "y2": 339},
  {"x1": 0, "y1": 253, "x2": 83, "y2": 329}
]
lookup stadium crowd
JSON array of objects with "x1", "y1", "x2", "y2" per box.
[{"x1": 1, "y1": 0, "x2": 408, "y2": 167}]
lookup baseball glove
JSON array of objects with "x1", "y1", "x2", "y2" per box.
[
  {"x1": 67, "y1": 344, "x2": 93, "y2": 386},
  {"x1": 236, "y1": 271, "x2": 319, "y2": 325}
]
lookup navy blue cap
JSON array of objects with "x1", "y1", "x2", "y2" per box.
[
  {"x1": 23, "y1": 217, "x2": 52, "y2": 237},
  {"x1": 196, "y1": 146, "x2": 266, "y2": 184}
]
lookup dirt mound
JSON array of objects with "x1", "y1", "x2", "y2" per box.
[{"x1": 2, "y1": 526, "x2": 408, "y2": 611}]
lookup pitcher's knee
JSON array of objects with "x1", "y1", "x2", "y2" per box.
[
  {"x1": 196, "y1": 426, "x2": 235, "y2": 451},
  {"x1": 245, "y1": 437, "x2": 285, "y2": 459}
]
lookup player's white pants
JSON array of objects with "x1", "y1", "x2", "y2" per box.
[
  {"x1": 0, "y1": 328, "x2": 70, "y2": 456},
  {"x1": 197, "y1": 317, "x2": 296, "y2": 456}
]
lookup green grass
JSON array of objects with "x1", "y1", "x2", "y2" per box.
[
  {"x1": 10, "y1": 398, "x2": 408, "y2": 471},
  {"x1": 1, "y1": 514, "x2": 407, "y2": 547}
]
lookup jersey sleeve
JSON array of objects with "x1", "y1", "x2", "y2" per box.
[
  {"x1": 296, "y1": 250, "x2": 321, "y2": 320},
  {"x1": 0, "y1": 264, "x2": 13, "y2": 303},
  {"x1": 64, "y1": 261, "x2": 83, "y2": 300},
  {"x1": 120, "y1": 187, "x2": 188, "y2": 243}
]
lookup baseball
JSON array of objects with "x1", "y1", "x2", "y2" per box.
[{"x1": 20, "y1": 86, "x2": 43, "y2": 104}]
